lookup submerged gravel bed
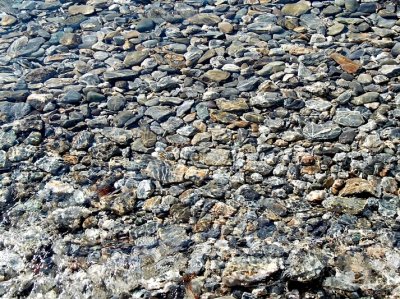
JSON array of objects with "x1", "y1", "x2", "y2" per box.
[{"x1": 1, "y1": 0, "x2": 400, "y2": 298}]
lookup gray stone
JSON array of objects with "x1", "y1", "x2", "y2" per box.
[
  {"x1": 187, "y1": 13, "x2": 221, "y2": 26},
  {"x1": 0, "y1": 130, "x2": 16, "y2": 150},
  {"x1": 0, "y1": 102, "x2": 31, "y2": 122},
  {"x1": 305, "y1": 100, "x2": 332, "y2": 112},
  {"x1": 136, "y1": 18, "x2": 155, "y2": 32},
  {"x1": 303, "y1": 122, "x2": 342, "y2": 141},
  {"x1": 124, "y1": 51, "x2": 149, "y2": 67},
  {"x1": 379, "y1": 65, "x2": 400, "y2": 77},
  {"x1": 35, "y1": 156, "x2": 67, "y2": 175},
  {"x1": 345, "y1": 0, "x2": 359, "y2": 12},
  {"x1": 256, "y1": 61, "x2": 285, "y2": 76},
  {"x1": 351, "y1": 92, "x2": 380, "y2": 105},
  {"x1": 285, "y1": 250, "x2": 325, "y2": 282},
  {"x1": 334, "y1": 110, "x2": 365, "y2": 127},
  {"x1": 137, "y1": 180, "x2": 154, "y2": 199},
  {"x1": 159, "y1": 225, "x2": 191, "y2": 249},
  {"x1": 103, "y1": 70, "x2": 138, "y2": 81},
  {"x1": 107, "y1": 96, "x2": 126, "y2": 111},
  {"x1": 50, "y1": 207, "x2": 91, "y2": 230},
  {"x1": 250, "y1": 93, "x2": 283, "y2": 108},
  {"x1": 145, "y1": 106, "x2": 174, "y2": 121},
  {"x1": 61, "y1": 90, "x2": 82, "y2": 104},
  {"x1": 87, "y1": 91, "x2": 105, "y2": 102}
]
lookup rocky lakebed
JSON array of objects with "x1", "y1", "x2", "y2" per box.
[{"x1": 1, "y1": 0, "x2": 400, "y2": 298}]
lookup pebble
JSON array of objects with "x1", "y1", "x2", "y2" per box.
[{"x1": 281, "y1": 1, "x2": 311, "y2": 17}]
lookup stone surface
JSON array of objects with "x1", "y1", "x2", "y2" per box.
[
  {"x1": 203, "y1": 70, "x2": 230, "y2": 83},
  {"x1": 222, "y1": 257, "x2": 279, "y2": 287},
  {"x1": 334, "y1": 110, "x2": 365, "y2": 127},
  {"x1": 0, "y1": 1, "x2": 400, "y2": 298},
  {"x1": 281, "y1": 1, "x2": 311, "y2": 17},
  {"x1": 303, "y1": 123, "x2": 342, "y2": 141},
  {"x1": 339, "y1": 178, "x2": 376, "y2": 197},
  {"x1": 330, "y1": 53, "x2": 361, "y2": 74}
]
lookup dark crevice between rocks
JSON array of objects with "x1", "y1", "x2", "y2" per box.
[{"x1": 286, "y1": 266, "x2": 335, "y2": 297}]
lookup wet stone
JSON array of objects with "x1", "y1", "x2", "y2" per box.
[
  {"x1": 103, "y1": 70, "x2": 138, "y2": 81},
  {"x1": 222, "y1": 257, "x2": 279, "y2": 287},
  {"x1": 1, "y1": 1, "x2": 400, "y2": 298}
]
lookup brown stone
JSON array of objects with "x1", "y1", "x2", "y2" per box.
[
  {"x1": 184, "y1": 166, "x2": 209, "y2": 185},
  {"x1": 331, "y1": 179, "x2": 345, "y2": 195},
  {"x1": 60, "y1": 33, "x2": 81, "y2": 47},
  {"x1": 300, "y1": 154, "x2": 315, "y2": 165},
  {"x1": 203, "y1": 70, "x2": 230, "y2": 82},
  {"x1": 141, "y1": 128, "x2": 157, "y2": 147},
  {"x1": 339, "y1": 178, "x2": 376, "y2": 197},
  {"x1": 1, "y1": 15, "x2": 17, "y2": 26},
  {"x1": 63, "y1": 155, "x2": 79, "y2": 165},
  {"x1": 210, "y1": 110, "x2": 238, "y2": 124},
  {"x1": 216, "y1": 98, "x2": 249, "y2": 112},
  {"x1": 163, "y1": 53, "x2": 186, "y2": 69},
  {"x1": 330, "y1": 53, "x2": 361, "y2": 74},
  {"x1": 218, "y1": 21, "x2": 234, "y2": 33},
  {"x1": 231, "y1": 120, "x2": 251, "y2": 129},
  {"x1": 68, "y1": 5, "x2": 95, "y2": 15},
  {"x1": 301, "y1": 165, "x2": 320, "y2": 175}
]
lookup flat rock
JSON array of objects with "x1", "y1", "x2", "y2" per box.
[
  {"x1": 103, "y1": 70, "x2": 138, "y2": 81},
  {"x1": 339, "y1": 178, "x2": 376, "y2": 197},
  {"x1": 379, "y1": 65, "x2": 400, "y2": 77},
  {"x1": 216, "y1": 98, "x2": 249, "y2": 111},
  {"x1": 257, "y1": 61, "x2": 285, "y2": 76},
  {"x1": 187, "y1": 13, "x2": 221, "y2": 26},
  {"x1": 136, "y1": 18, "x2": 155, "y2": 32},
  {"x1": 145, "y1": 106, "x2": 174, "y2": 121},
  {"x1": 303, "y1": 122, "x2": 342, "y2": 141},
  {"x1": 201, "y1": 149, "x2": 232, "y2": 166},
  {"x1": 322, "y1": 197, "x2": 367, "y2": 215},
  {"x1": 351, "y1": 92, "x2": 380, "y2": 105},
  {"x1": 68, "y1": 5, "x2": 95, "y2": 15},
  {"x1": 334, "y1": 110, "x2": 365, "y2": 127},
  {"x1": 1, "y1": 14, "x2": 17, "y2": 26},
  {"x1": 281, "y1": 1, "x2": 311, "y2": 17},
  {"x1": 222, "y1": 257, "x2": 279, "y2": 287},
  {"x1": 203, "y1": 70, "x2": 230, "y2": 83},
  {"x1": 123, "y1": 51, "x2": 149, "y2": 67},
  {"x1": 330, "y1": 53, "x2": 361, "y2": 74}
]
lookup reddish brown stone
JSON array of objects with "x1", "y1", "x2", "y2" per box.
[{"x1": 330, "y1": 53, "x2": 361, "y2": 74}]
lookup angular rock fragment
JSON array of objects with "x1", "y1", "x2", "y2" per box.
[
  {"x1": 339, "y1": 178, "x2": 376, "y2": 197},
  {"x1": 303, "y1": 123, "x2": 342, "y2": 141},
  {"x1": 322, "y1": 197, "x2": 367, "y2": 215},
  {"x1": 222, "y1": 257, "x2": 279, "y2": 287},
  {"x1": 330, "y1": 53, "x2": 361, "y2": 74}
]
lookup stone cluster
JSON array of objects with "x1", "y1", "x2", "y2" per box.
[{"x1": 1, "y1": 0, "x2": 400, "y2": 298}]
